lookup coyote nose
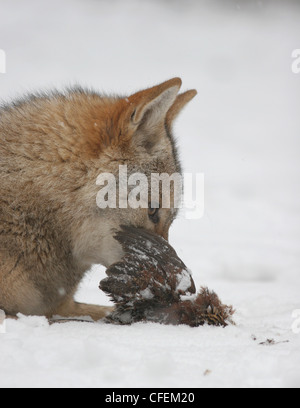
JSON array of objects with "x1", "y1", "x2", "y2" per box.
[
  {"x1": 161, "y1": 231, "x2": 169, "y2": 241},
  {"x1": 155, "y1": 227, "x2": 169, "y2": 242}
]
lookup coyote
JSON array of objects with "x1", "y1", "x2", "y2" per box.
[{"x1": 0, "y1": 78, "x2": 196, "y2": 320}]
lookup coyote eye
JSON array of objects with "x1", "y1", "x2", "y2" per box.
[{"x1": 148, "y1": 207, "x2": 160, "y2": 224}]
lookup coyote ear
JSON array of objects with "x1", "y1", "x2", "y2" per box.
[
  {"x1": 166, "y1": 89, "x2": 197, "y2": 130},
  {"x1": 127, "y1": 78, "x2": 182, "y2": 132}
]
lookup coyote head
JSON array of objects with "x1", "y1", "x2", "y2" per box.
[{"x1": 72, "y1": 78, "x2": 197, "y2": 266}]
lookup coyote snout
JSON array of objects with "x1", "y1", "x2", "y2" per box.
[{"x1": 0, "y1": 78, "x2": 197, "y2": 320}]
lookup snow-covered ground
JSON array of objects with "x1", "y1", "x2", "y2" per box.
[{"x1": 0, "y1": 0, "x2": 300, "y2": 388}]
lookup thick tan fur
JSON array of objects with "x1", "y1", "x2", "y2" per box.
[{"x1": 0, "y1": 78, "x2": 196, "y2": 321}]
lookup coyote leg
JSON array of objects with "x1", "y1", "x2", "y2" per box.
[{"x1": 50, "y1": 296, "x2": 114, "y2": 322}]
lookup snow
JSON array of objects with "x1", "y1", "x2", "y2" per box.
[
  {"x1": 175, "y1": 269, "x2": 194, "y2": 294},
  {"x1": 140, "y1": 288, "x2": 154, "y2": 300},
  {"x1": 1, "y1": 0, "x2": 300, "y2": 388}
]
